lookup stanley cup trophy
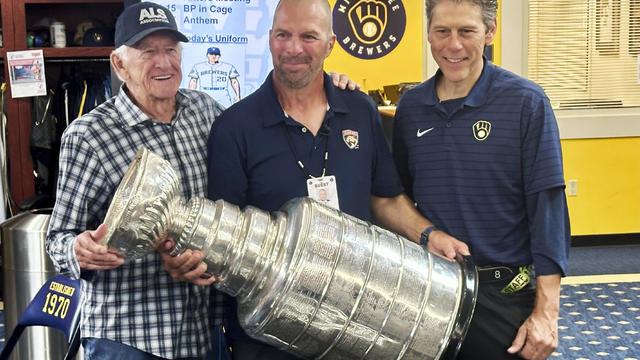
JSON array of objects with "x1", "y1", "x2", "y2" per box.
[{"x1": 102, "y1": 148, "x2": 478, "y2": 360}]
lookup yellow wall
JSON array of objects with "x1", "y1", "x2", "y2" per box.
[
  {"x1": 325, "y1": 1, "x2": 425, "y2": 92},
  {"x1": 325, "y1": 0, "x2": 502, "y2": 90},
  {"x1": 493, "y1": 0, "x2": 501, "y2": 65},
  {"x1": 562, "y1": 138, "x2": 640, "y2": 235}
]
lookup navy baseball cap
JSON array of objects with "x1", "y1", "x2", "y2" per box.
[
  {"x1": 115, "y1": 1, "x2": 188, "y2": 47},
  {"x1": 207, "y1": 47, "x2": 221, "y2": 55}
]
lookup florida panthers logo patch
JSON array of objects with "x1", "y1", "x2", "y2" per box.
[{"x1": 342, "y1": 129, "x2": 360, "y2": 149}]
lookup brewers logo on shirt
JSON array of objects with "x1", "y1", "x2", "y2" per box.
[
  {"x1": 332, "y1": 0, "x2": 406, "y2": 59},
  {"x1": 473, "y1": 120, "x2": 491, "y2": 141},
  {"x1": 342, "y1": 129, "x2": 360, "y2": 149}
]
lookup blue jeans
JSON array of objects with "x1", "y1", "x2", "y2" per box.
[{"x1": 82, "y1": 338, "x2": 206, "y2": 360}]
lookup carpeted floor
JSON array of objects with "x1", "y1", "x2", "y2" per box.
[
  {"x1": 568, "y1": 245, "x2": 640, "y2": 276},
  {"x1": 554, "y1": 280, "x2": 640, "y2": 360}
]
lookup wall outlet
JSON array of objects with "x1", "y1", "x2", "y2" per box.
[{"x1": 567, "y1": 179, "x2": 578, "y2": 196}]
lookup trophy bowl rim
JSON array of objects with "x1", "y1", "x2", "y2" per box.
[{"x1": 100, "y1": 147, "x2": 150, "y2": 246}]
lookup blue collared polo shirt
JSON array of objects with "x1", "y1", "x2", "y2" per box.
[
  {"x1": 208, "y1": 71, "x2": 403, "y2": 222},
  {"x1": 393, "y1": 59, "x2": 570, "y2": 275}
]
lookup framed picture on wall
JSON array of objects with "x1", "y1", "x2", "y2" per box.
[{"x1": 595, "y1": 0, "x2": 620, "y2": 55}]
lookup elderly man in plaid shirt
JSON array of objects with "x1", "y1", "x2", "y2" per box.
[{"x1": 45, "y1": 2, "x2": 225, "y2": 359}]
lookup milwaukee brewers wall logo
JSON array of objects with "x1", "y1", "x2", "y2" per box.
[
  {"x1": 333, "y1": 0, "x2": 406, "y2": 60},
  {"x1": 473, "y1": 120, "x2": 491, "y2": 141}
]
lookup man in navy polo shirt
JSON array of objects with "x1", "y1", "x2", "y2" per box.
[
  {"x1": 207, "y1": 0, "x2": 468, "y2": 359},
  {"x1": 393, "y1": 1, "x2": 570, "y2": 359}
]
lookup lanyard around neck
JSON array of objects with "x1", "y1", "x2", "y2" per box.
[{"x1": 282, "y1": 120, "x2": 329, "y2": 179}]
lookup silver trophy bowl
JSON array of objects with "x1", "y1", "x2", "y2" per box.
[{"x1": 102, "y1": 148, "x2": 477, "y2": 360}]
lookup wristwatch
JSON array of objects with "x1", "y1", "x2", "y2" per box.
[{"x1": 420, "y1": 226, "x2": 438, "y2": 246}]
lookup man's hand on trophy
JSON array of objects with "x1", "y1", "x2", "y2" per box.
[
  {"x1": 426, "y1": 230, "x2": 471, "y2": 261},
  {"x1": 159, "y1": 239, "x2": 218, "y2": 286},
  {"x1": 74, "y1": 224, "x2": 125, "y2": 270}
]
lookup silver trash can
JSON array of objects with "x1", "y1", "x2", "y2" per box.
[{"x1": 1, "y1": 209, "x2": 70, "y2": 360}]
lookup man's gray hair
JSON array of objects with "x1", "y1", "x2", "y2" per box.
[
  {"x1": 111, "y1": 42, "x2": 183, "y2": 82},
  {"x1": 425, "y1": 0, "x2": 497, "y2": 32}
]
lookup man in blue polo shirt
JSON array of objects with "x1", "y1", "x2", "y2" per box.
[
  {"x1": 206, "y1": 0, "x2": 468, "y2": 359},
  {"x1": 393, "y1": 1, "x2": 570, "y2": 359}
]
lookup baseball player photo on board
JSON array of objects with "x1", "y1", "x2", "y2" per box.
[
  {"x1": 188, "y1": 46, "x2": 241, "y2": 108},
  {"x1": 152, "y1": 0, "x2": 279, "y2": 111}
]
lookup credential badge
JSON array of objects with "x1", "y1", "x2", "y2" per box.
[
  {"x1": 472, "y1": 120, "x2": 491, "y2": 141},
  {"x1": 342, "y1": 129, "x2": 360, "y2": 149}
]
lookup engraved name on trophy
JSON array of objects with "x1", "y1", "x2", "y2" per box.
[{"x1": 102, "y1": 148, "x2": 477, "y2": 360}]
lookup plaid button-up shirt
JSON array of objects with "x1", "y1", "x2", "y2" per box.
[{"x1": 46, "y1": 86, "x2": 225, "y2": 358}]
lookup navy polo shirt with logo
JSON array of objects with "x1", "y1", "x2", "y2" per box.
[
  {"x1": 207, "y1": 71, "x2": 403, "y2": 222},
  {"x1": 393, "y1": 59, "x2": 570, "y2": 275}
]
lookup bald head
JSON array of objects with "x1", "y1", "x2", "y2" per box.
[
  {"x1": 269, "y1": 0, "x2": 336, "y2": 90},
  {"x1": 273, "y1": 0, "x2": 333, "y2": 37}
]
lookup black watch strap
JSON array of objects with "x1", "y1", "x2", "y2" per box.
[{"x1": 420, "y1": 225, "x2": 438, "y2": 246}]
